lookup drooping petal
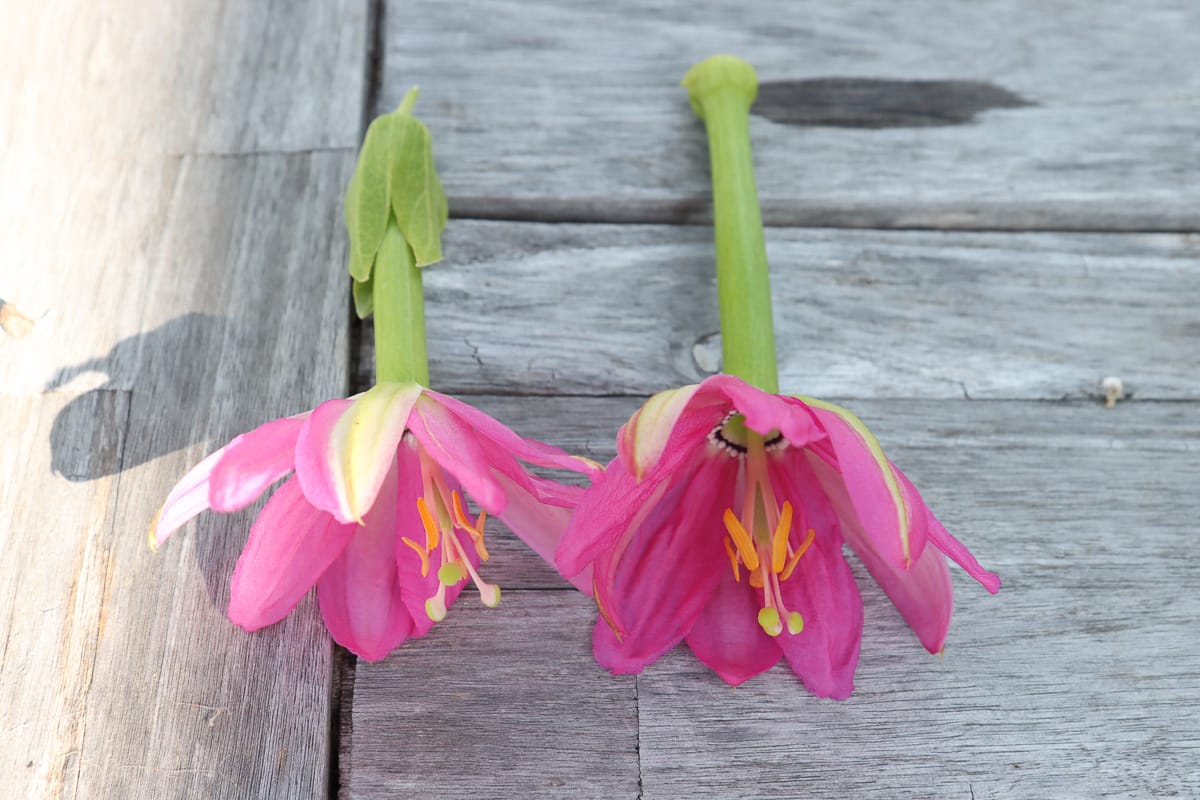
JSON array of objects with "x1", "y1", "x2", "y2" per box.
[
  {"x1": 707, "y1": 375, "x2": 823, "y2": 448},
  {"x1": 774, "y1": 531, "x2": 864, "y2": 700},
  {"x1": 151, "y1": 445, "x2": 227, "y2": 548},
  {"x1": 685, "y1": 572, "x2": 781, "y2": 685},
  {"x1": 617, "y1": 383, "x2": 717, "y2": 479},
  {"x1": 906, "y1": 475, "x2": 1001, "y2": 595},
  {"x1": 800, "y1": 396, "x2": 924, "y2": 569},
  {"x1": 804, "y1": 451, "x2": 964, "y2": 653},
  {"x1": 589, "y1": 455, "x2": 736, "y2": 674},
  {"x1": 317, "y1": 457, "x2": 414, "y2": 660},
  {"x1": 296, "y1": 383, "x2": 422, "y2": 523},
  {"x1": 406, "y1": 393, "x2": 506, "y2": 514},
  {"x1": 556, "y1": 459, "x2": 674, "y2": 579},
  {"x1": 209, "y1": 414, "x2": 306, "y2": 512},
  {"x1": 228, "y1": 477, "x2": 357, "y2": 631},
  {"x1": 422, "y1": 389, "x2": 603, "y2": 480},
  {"x1": 492, "y1": 472, "x2": 582, "y2": 584}
]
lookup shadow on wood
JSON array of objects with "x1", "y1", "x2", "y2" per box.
[{"x1": 47, "y1": 312, "x2": 227, "y2": 480}]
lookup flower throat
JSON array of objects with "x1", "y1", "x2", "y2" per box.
[{"x1": 712, "y1": 415, "x2": 815, "y2": 638}]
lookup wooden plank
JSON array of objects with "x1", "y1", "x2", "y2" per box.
[
  {"x1": 631, "y1": 399, "x2": 1200, "y2": 800},
  {"x1": 379, "y1": 0, "x2": 1200, "y2": 230},
  {"x1": 356, "y1": 221, "x2": 1200, "y2": 400},
  {"x1": 0, "y1": 391, "x2": 127, "y2": 798},
  {"x1": 0, "y1": 0, "x2": 367, "y2": 396},
  {"x1": 0, "y1": 0, "x2": 366, "y2": 155},
  {"x1": 344, "y1": 397, "x2": 1200, "y2": 797},
  {"x1": 70, "y1": 152, "x2": 353, "y2": 798},
  {"x1": 343, "y1": 591, "x2": 640, "y2": 800}
]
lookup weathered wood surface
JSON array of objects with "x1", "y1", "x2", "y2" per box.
[
  {"x1": 343, "y1": 591, "x2": 641, "y2": 799},
  {"x1": 345, "y1": 397, "x2": 1200, "y2": 799},
  {"x1": 358, "y1": 221, "x2": 1200, "y2": 399},
  {"x1": 0, "y1": 0, "x2": 364, "y2": 796},
  {"x1": 0, "y1": 0, "x2": 367, "y2": 396},
  {"x1": 4, "y1": 0, "x2": 1199, "y2": 797},
  {"x1": 379, "y1": 0, "x2": 1200, "y2": 230}
]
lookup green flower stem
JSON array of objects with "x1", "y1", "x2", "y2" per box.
[
  {"x1": 683, "y1": 55, "x2": 779, "y2": 394},
  {"x1": 373, "y1": 220, "x2": 430, "y2": 386}
]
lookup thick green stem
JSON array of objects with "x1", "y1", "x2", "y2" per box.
[
  {"x1": 683, "y1": 55, "x2": 778, "y2": 393},
  {"x1": 373, "y1": 219, "x2": 430, "y2": 385}
]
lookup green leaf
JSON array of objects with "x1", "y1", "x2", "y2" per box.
[
  {"x1": 386, "y1": 115, "x2": 447, "y2": 267},
  {"x1": 352, "y1": 272, "x2": 374, "y2": 319},
  {"x1": 344, "y1": 122, "x2": 392, "y2": 282}
]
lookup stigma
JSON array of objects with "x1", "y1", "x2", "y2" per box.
[
  {"x1": 400, "y1": 451, "x2": 500, "y2": 620},
  {"x1": 718, "y1": 426, "x2": 813, "y2": 638}
]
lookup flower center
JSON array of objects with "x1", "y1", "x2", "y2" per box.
[
  {"x1": 400, "y1": 449, "x2": 500, "y2": 621},
  {"x1": 718, "y1": 426, "x2": 814, "y2": 638}
]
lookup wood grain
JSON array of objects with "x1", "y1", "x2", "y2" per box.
[
  {"x1": 0, "y1": 391, "x2": 127, "y2": 799},
  {"x1": 343, "y1": 591, "x2": 640, "y2": 800},
  {"x1": 63, "y1": 152, "x2": 353, "y2": 798},
  {"x1": 378, "y1": 0, "x2": 1200, "y2": 230},
  {"x1": 345, "y1": 396, "x2": 1200, "y2": 799},
  {"x1": 357, "y1": 221, "x2": 1200, "y2": 400},
  {"x1": 0, "y1": 0, "x2": 367, "y2": 396},
  {"x1": 635, "y1": 399, "x2": 1200, "y2": 799}
]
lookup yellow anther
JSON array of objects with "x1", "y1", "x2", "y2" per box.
[
  {"x1": 786, "y1": 611, "x2": 805, "y2": 635},
  {"x1": 723, "y1": 537, "x2": 741, "y2": 582},
  {"x1": 437, "y1": 562, "x2": 465, "y2": 586},
  {"x1": 779, "y1": 528, "x2": 816, "y2": 582},
  {"x1": 771, "y1": 501, "x2": 793, "y2": 573},
  {"x1": 451, "y1": 491, "x2": 473, "y2": 530},
  {"x1": 758, "y1": 607, "x2": 782, "y2": 637},
  {"x1": 400, "y1": 537, "x2": 430, "y2": 577},
  {"x1": 416, "y1": 496, "x2": 440, "y2": 551},
  {"x1": 748, "y1": 569, "x2": 764, "y2": 589},
  {"x1": 722, "y1": 509, "x2": 760, "y2": 571}
]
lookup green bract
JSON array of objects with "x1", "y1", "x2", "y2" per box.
[{"x1": 345, "y1": 87, "x2": 449, "y2": 319}]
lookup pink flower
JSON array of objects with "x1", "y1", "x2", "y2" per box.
[
  {"x1": 556, "y1": 374, "x2": 999, "y2": 698},
  {"x1": 153, "y1": 382, "x2": 600, "y2": 660}
]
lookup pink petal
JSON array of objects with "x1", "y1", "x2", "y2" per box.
[
  {"x1": 422, "y1": 389, "x2": 602, "y2": 480},
  {"x1": 617, "y1": 383, "x2": 721, "y2": 479},
  {"x1": 407, "y1": 394, "x2": 506, "y2": 514},
  {"x1": 294, "y1": 397, "x2": 357, "y2": 521},
  {"x1": 556, "y1": 459, "x2": 673, "y2": 579},
  {"x1": 589, "y1": 456, "x2": 736, "y2": 673},
  {"x1": 491, "y1": 471, "x2": 588, "y2": 592},
  {"x1": 317, "y1": 458, "x2": 414, "y2": 660},
  {"x1": 209, "y1": 415, "x2": 306, "y2": 512},
  {"x1": 893, "y1": 466, "x2": 1000, "y2": 594},
  {"x1": 296, "y1": 384, "x2": 422, "y2": 523},
  {"x1": 774, "y1": 531, "x2": 864, "y2": 700},
  {"x1": 852, "y1": 529, "x2": 955, "y2": 653},
  {"x1": 706, "y1": 374, "x2": 824, "y2": 448},
  {"x1": 228, "y1": 477, "x2": 356, "y2": 631},
  {"x1": 803, "y1": 452, "x2": 964, "y2": 653},
  {"x1": 151, "y1": 445, "x2": 227, "y2": 548},
  {"x1": 685, "y1": 572, "x2": 781, "y2": 686},
  {"x1": 801, "y1": 398, "x2": 924, "y2": 569},
  {"x1": 922, "y1": 503, "x2": 1001, "y2": 594}
]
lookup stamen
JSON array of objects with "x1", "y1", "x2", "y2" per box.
[
  {"x1": 722, "y1": 509, "x2": 760, "y2": 570},
  {"x1": 758, "y1": 607, "x2": 783, "y2": 637},
  {"x1": 779, "y1": 528, "x2": 816, "y2": 582},
  {"x1": 416, "y1": 496, "x2": 439, "y2": 551},
  {"x1": 425, "y1": 585, "x2": 448, "y2": 622},
  {"x1": 723, "y1": 537, "x2": 741, "y2": 582},
  {"x1": 400, "y1": 537, "x2": 430, "y2": 577},
  {"x1": 771, "y1": 501, "x2": 793, "y2": 573}
]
